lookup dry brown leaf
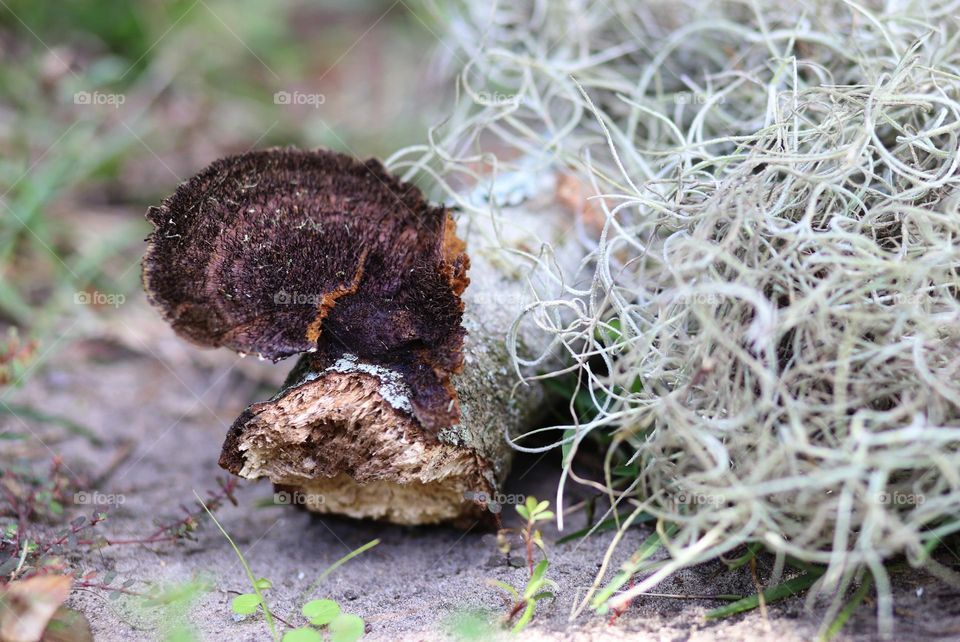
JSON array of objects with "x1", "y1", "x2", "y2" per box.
[{"x1": 0, "y1": 575, "x2": 72, "y2": 642}]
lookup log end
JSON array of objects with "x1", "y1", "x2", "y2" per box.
[{"x1": 219, "y1": 355, "x2": 499, "y2": 528}]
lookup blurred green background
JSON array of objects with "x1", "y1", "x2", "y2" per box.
[{"x1": 0, "y1": 0, "x2": 451, "y2": 380}]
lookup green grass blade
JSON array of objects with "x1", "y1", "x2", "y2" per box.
[
  {"x1": 821, "y1": 574, "x2": 873, "y2": 641},
  {"x1": 300, "y1": 538, "x2": 380, "y2": 601},
  {"x1": 706, "y1": 570, "x2": 824, "y2": 620},
  {"x1": 511, "y1": 601, "x2": 536, "y2": 633},
  {"x1": 488, "y1": 580, "x2": 519, "y2": 601},
  {"x1": 785, "y1": 557, "x2": 829, "y2": 575},
  {"x1": 194, "y1": 491, "x2": 278, "y2": 642},
  {"x1": 726, "y1": 542, "x2": 764, "y2": 570},
  {"x1": 591, "y1": 522, "x2": 679, "y2": 609}
]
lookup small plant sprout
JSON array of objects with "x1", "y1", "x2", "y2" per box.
[
  {"x1": 488, "y1": 496, "x2": 558, "y2": 633},
  {"x1": 515, "y1": 496, "x2": 554, "y2": 573},
  {"x1": 231, "y1": 576, "x2": 274, "y2": 619},
  {"x1": 194, "y1": 491, "x2": 278, "y2": 641},
  {"x1": 1, "y1": 460, "x2": 237, "y2": 606},
  {"x1": 281, "y1": 598, "x2": 365, "y2": 642},
  {"x1": 197, "y1": 491, "x2": 374, "y2": 642},
  {"x1": 281, "y1": 538, "x2": 378, "y2": 641}
]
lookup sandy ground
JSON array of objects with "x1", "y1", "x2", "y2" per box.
[{"x1": 4, "y1": 295, "x2": 960, "y2": 642}]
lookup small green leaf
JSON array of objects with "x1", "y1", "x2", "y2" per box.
[
  {"x1": 231, "y1": 593, "x2": 262, "y2": 615},
  {"x1": 533, "y1": 500, "x2": 550, "y2": 515},
  {"x1": 602, "y1": 318, "x2": 622, "y2": 342},
  {"x1": 525, "y1": 496, "x2": 538, "y2": 514},
  {"x1": 512, "y1": 601, "x2": 536, "y2": 633},
  {"x1": 535, "y1": 511, "x2": 555, "y2": 522},
  {"x1": 282, "y1": 627, "x2": 324, "y2": 642},
  {"x1": 524, "y1": 560, "x2": 551, "y2": 599},
  {"x1": 254, "y1": 577, "x2": 273, "y2": 590},
  {"x1": 487, "y1": 579, "x2": 519, "y2": 601},
  {"x1": 525, "y1": 578, "x2": 545, "y2": 597},
  {"x1": 329, "y1": 613, "x2": 365, "y2": 642},
  {"x1": 530, "y1": 560, "x2": 548, "y2": 585},
  {"x1": 531, "y1": 530, "x2": 545, "y2": 552},
  {"x1": 612, "y1": 465, "x2": 638, "y2": 478},
  {"x1": 561, "y1": 428, "x2": 575, "y2": 466},
  {"x1": 516, "y1": 505, "x2": 530, "y2": 520},
  {"x1": 302, "y1": 598, "x2": 340, "y2": 625}
]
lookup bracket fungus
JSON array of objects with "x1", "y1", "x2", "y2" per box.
[
  {"x1": 143, "y1": 148, "x2": 468, "y2": 434},
  {"x1": 143, "y1": 147, "x2": 571, "y2": 527}
]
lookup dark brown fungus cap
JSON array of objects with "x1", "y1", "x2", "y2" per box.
[{"x1": 143, "y1": 147, "x2": 469, "y2": 433}]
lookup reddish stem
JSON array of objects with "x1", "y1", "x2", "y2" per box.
[
  {"x1": 608, "y1": 576, "x2": 636, "y2": 624},
  {"x1": 524, "y1": 520, "x2": 535, "y2": 575},
  {"x1": 507, "y1": 598, "x2": 528, "y2": 622}
]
